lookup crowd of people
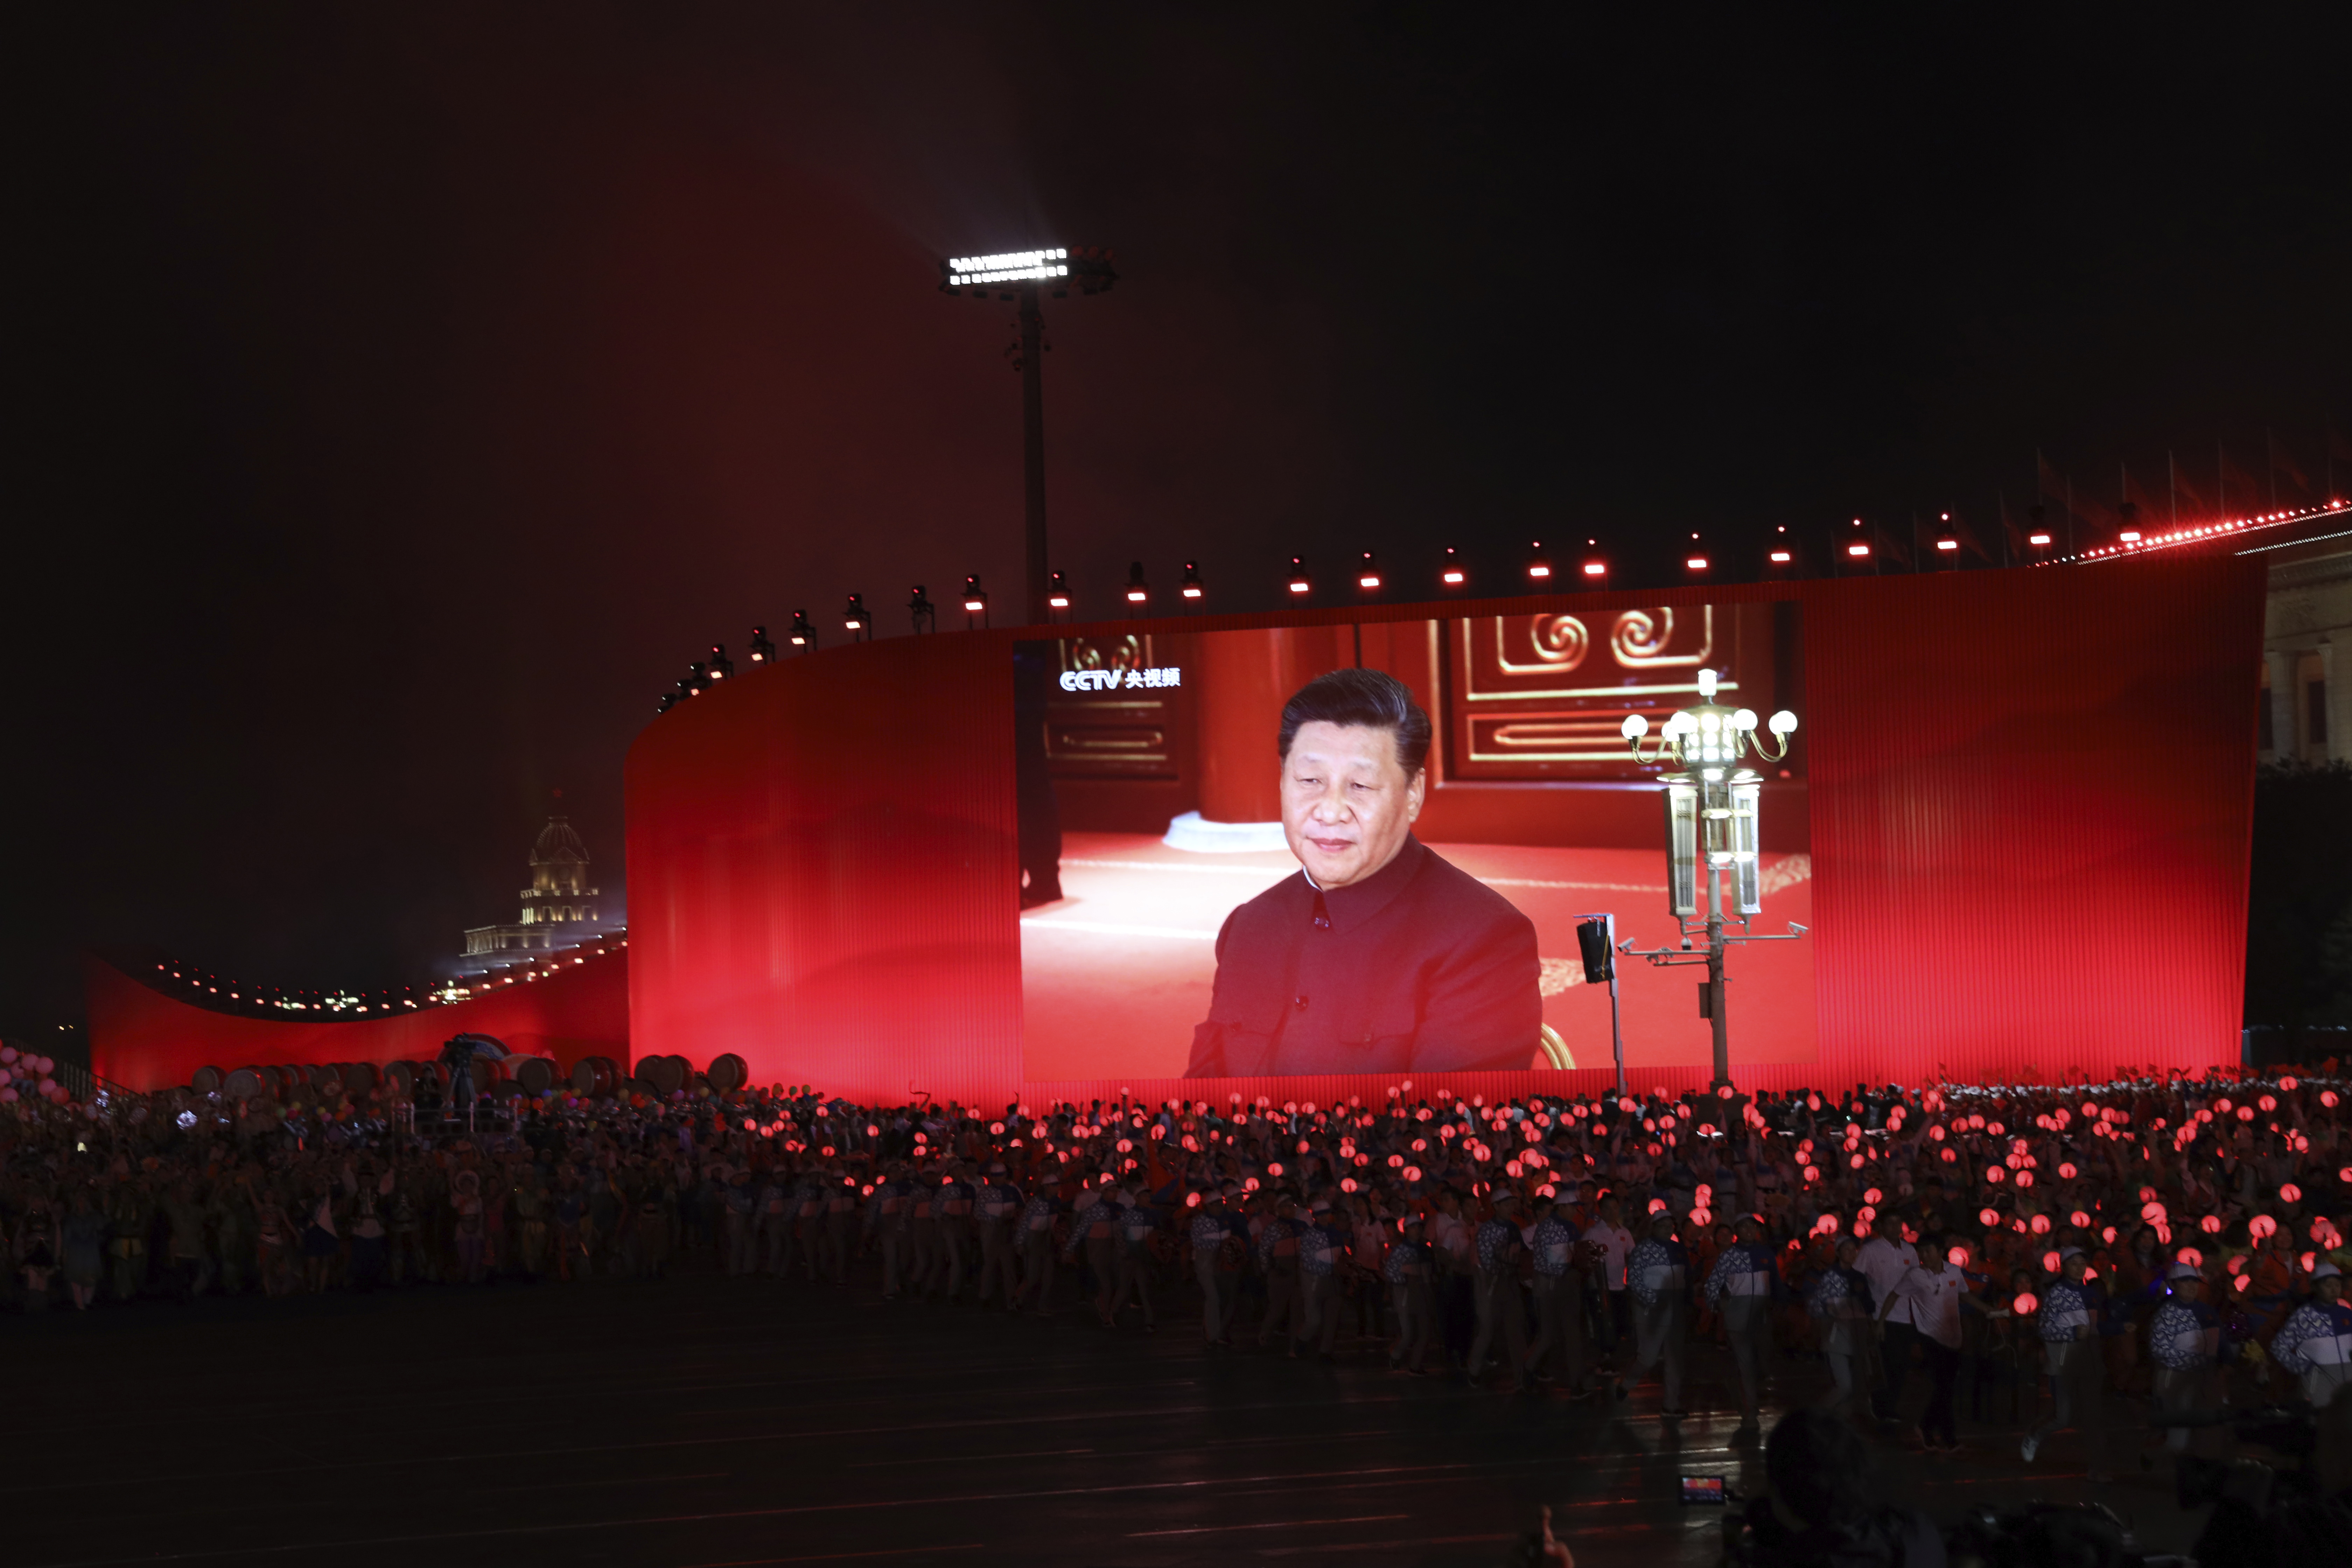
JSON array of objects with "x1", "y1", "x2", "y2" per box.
[{"x1": 6, "y1": 1052, "x2": 2351, "y2": 1473}]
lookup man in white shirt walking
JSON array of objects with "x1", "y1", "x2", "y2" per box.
[{"x1": 1854, "y1": 1222, "x2": 1918, "y2": 1425}]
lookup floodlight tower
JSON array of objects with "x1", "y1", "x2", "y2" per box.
[
  {"x1": 939, "y1": 247, "x2": 1120, "y2": 625},
  {"x1": 1617, "y1": 669, "x2": 1806, "y2": 1090}
]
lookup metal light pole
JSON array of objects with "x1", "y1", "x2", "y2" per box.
[
  {"x1": 1576, "y1": 912, "x2": 1628, "y2": 1097},
  {"x1": 939, "y1": 248, "x2": 1119, "y2": 625},
  {"x1": 1617, "y1": 669, "x2": 1807, "y2": 1090}
]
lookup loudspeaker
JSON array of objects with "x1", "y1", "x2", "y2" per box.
[{"x1": 1576, "y1": 917, "x2": 1614, "y2": 985}]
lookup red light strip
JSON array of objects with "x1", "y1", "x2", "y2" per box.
[{"x1": 2049, "y1": 499, "x2": 2350, "y2": 565}]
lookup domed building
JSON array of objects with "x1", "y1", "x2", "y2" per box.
[{"x1": 460, "y1": 812, "x2": 613, "y2": 971}]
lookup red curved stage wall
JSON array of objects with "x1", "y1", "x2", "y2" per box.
[
  {"x1": 626, "y1": 553, "x2": 2265, "y2": 1104},
  {"x1": 88, "y1": 950, "x2": 631, "y2": 1090}
]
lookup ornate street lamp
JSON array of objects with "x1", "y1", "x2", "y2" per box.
[{"x1": 1618, "y1": 668, "x2": 1806, "y2": 1090}]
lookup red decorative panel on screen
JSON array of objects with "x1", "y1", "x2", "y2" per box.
[
  {"x1": 624, "y1": 634, "x2": 1022, "y2": 1105},
  {"x1": 1800, "y1": 555, "x2": 2262, "y2": 1085},
  {"x1": 86, "y1": 952, "x2": 630, "y2": 1091},
  {"x1": 1447, "y1": 603, "x2": 1783, "y2": 781}
]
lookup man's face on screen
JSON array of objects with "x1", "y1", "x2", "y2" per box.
[{"x1": 1280, "y1": 720, "x2": 1426, "y2": 890}]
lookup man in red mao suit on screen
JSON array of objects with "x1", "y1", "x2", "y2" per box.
[{"x1": 1184, "y1": 667, "x2": 1541, "y2": 1077}]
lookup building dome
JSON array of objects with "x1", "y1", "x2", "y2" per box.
[{"x1": 532, "y1": 816, "x2": 589, "y2": 868}]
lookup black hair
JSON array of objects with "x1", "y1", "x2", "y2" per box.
[
  {"x1": 1765, "y1": 1409, "x2": 1879, "y2": 1530},
  {"x1": 1277, "y1": 667, "x2": 1433, "y2": 776}
]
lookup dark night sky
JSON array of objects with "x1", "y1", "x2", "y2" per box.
[{"x1": 8, "y1": 6, "x2": 2348, "y2": 1033}]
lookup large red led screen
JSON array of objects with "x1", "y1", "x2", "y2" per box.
[
  {"x1": 1014, "y1": 608, "x2": 1815, "y2": 1083},
  {"x1": 622, "y1": 554, "x2": 2262, "y2": 1104}
]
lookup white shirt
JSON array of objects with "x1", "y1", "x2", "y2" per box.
[
  {"x1": 1427, "y1": 1211, "x2": 1473, "y2": 1266},
  {"x1": 1887, "y1": 1263, "x2": 1965, "y2": 1348},
  {"x1": 1855, "y1": 1236, "x2": 1919, "y2": 1324},
  {"x1": 1591, "y1": 1222, "x2": 1634, "y2": 1290}
]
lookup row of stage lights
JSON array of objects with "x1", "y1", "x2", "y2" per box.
[
  {"x1": 645, "y1": 534, "x2": 1987, "y2": 713},
  {"x1": 148, "y1": 938, "x2": 628, "y2": 1015},
  {"x1": 652, "y1": 502, "x2": 2350, "y2": 713}
]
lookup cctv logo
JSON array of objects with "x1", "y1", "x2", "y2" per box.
[{"x1": 1058, "y1": 667, "x2": 1182, "y2": 692}]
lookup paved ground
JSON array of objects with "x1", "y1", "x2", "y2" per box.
[{"x1": 9, "y1": 1275, "x2": 2211, "y2": 1567}]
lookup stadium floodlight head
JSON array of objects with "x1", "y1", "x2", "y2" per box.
[
  {"x1": 1439, "y1": 547, "x2": 1467, "y2": 588},
  {"x1": 707, "y1": 643, "x2": 735, "y2": 681},
  {"x1": 1356, "y1": 552, "x2": 1381, "y2": 592},
  {"x1": 1125, "y1": 560, "x2": 1150, "y2": 606},
  {"x1": 1180, "y1": 561, "x2": 1204, "y2": 601},
  {"x1": 748, "y1": 625, "x2": 775, "y2": 664},
  {"x1": 1046, "y1": 571, "x2": 1071, "y2": 615},
  {"x1": 686, "y1": 660, "x2": 710, "y2": 694},
  {"x1": 1935, "y1": 513, "x2": 1961, "y2": 563},
  {"x1": 1684, "y1": 533, "x2": 1709, "y2": 575},
  {"x1": 843, "y1": 593, "x2": 870, "y2": 639},
  {"x1": 1766, "y1": 526, "x2": 1797, "y2": 570},
  {"x1": 908, "y1": 584, "x2": 937, "y2": 635},
  {"x1": 938, "y1": 246, "x2": 1119, "y2": 300},
  {"x1": 1580, "y1": 538, "x2": 1606, "y2": 580},
  {"x1": 1527, "y1": 541, "x2": 1553, "y2": 581},
  {"x1": 787, "y1": 609, "x2": 816, "y2": 649},
  {"x1": 2117, "y1": 500, "x2": 2142, "y2": 545},
  {"x1": 1287, "y1": 556, "x2": 1312, "y2": 596},
  {"x1": 961, "y1": 575, "x2": 989, "y2": 628},
  {"x1": 2026, "y1": 504, "x2": 2052, "y2": 549}
]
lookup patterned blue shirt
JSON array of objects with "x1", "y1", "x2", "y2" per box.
[
  {"x1": 1703, "y1": 1242, "x2": 1777, "y2": 1304},
  {"x1": 1383, "y1": 1237, "x2": 1429, "y2": 1284},
  {"x1": 2149, "y1": 1298, "x2": 2218, "y2": 1370},
  {"x1": 1531, "y1": 1217, "x2": 1579, "y2": 1278},
  {"x1": 1300, "y1": 1219, "x2": 1345, "y2": 1278},
  {"x1": 2271, "y1": 1299, "x2": 2352, "y2": 1374},
  {"x1": 2039, "y1": 1278, "x2": 2094, "y2": 1343},
  {"x1": 1255, "y1": 1216, "x2": 1300, "y2": 1271},
  {"x1": 1626, "y1": 1237, "x2": 1689, "y2": 1306},
  {"x1": 1474, "y1": 1218, "x2": 1520, "y2": 1274},
  {"x1": 1804, "y1": 1265, "x2": 1852, "y2": 1320}
]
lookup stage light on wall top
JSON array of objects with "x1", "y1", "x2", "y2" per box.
[
  {"x1": 1287, "y1": 556, "x2": 1312, "y2": 595},
  {"x1": 1125, "y1": 560, "x2": 1150, "y2": 605},
  {"x1": 1439, "y1": 547, "x2": 1467, "y2": 588},
  {"x1": 748, "y1": 625, "x2": 775, "y2": 663},
  {"x1": 843, "y1": 594, "x2": 870, "y2": 636},
  {"x1": 1046, "y1": 571, "x2": 1071, "y2": 612},
  {"x1": 1581, "y1": 538, "x2": 1606, "y2": 579},
  {"x1": 1356, "y1": 551, "x2": 1381, "y2": 591},
  {"x1": 788, "y1": 610, "x2": 816, "y2": 648},
  {"x1": 961, "y1": 575, "x2": 989, "y2": 629},
  {"x1": 1527, "y1": 541, "x2": 1552, "y2": 581},
  {"x1": 908, "y1": 584, "x2": 937, "y2": 635},
  {"x1": 1767, "y1": 525, "x2": 1796, "y2": 568},
  {"x1": 1684, "y1": 535, "x2": 1709, "y2": 573},
  {"x1": 686, "y1": 660, "x2": 710, "y2": 694},
  {"x1": 707, "y1": 644, "x2": 735, "y2": 681},
  {"x1": 1180, "y1": 561, "x2": 1204, "y2": 601}
]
